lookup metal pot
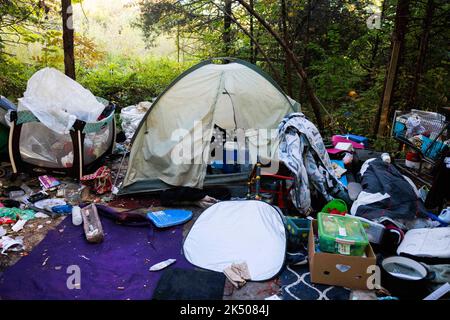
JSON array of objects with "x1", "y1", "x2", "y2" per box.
[{"x1": 381, "y1": 256, "x2": 430, "y2": 299}]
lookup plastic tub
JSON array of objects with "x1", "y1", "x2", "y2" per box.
[
  {"x1": 317, "y1": 212, "x2": 369, "y2": 256},
  {"x1": 349, "y1": 215, "x2": 385, "y2": 244},
  {"x1": 285, "y1": 217, "x2": 310, "y2": 248}
]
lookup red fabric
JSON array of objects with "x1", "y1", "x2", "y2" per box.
[
  {"x1": 81, "y1": 166, "x2": 113, "y2": 195},
  {"x1": 0, "y1": 217, "x2": 15, "y2": 225}
]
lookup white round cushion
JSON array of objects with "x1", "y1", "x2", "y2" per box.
[{"x1": 183, "y1": 200, "x2": 286, "y2": 281}]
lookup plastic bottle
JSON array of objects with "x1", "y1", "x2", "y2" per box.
[{"x1": 71, "y1": 206, "x2": 83, "y2": 226}]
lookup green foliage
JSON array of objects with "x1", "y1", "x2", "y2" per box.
[
  {"x1": 0, "y1": 56, "x2": 37, "y2": 101},
  {"x1": 0, "y1": 55, "x2": 194, "y2": 108},
  {"x1": 77, "y1": 56, "x2": 195, "y2": 107},
  {"x1": 310, "y1": 56, "x2": 366, "y2": 105},
  {"x1": 371, "y1": 136, "x2": 401, "y2": 154},
  {"x1": 1, "y1": 0, "x2": 449, "y2": 143}
]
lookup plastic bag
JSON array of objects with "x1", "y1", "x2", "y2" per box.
[
  {"x1": 18, "y1": 68, "x2": 105, "y2": 134},
  {"x1": 120, "y1": 101, "x2": 151, "y2": 142},
  {"x1": 405, "y1": 115, "x2": 426, "y2": 138}
]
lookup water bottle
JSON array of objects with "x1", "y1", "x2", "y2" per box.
[{"x1": 71, "y1": 206, "x2": 83, "y2": 226}]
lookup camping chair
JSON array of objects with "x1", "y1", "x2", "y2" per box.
[{"x1": 247, "y1": 160, "x2": 295, "y2": 210}]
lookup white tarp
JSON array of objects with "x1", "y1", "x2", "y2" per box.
[
  {"x1": 18, "y1": 68, "x2": 105, "y2": 134},
  {"x1": 183, "y1": 200, "x2": 286, "y2": 281}
]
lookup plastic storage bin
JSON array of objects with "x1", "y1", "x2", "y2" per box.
[
  {"x1": 285, "y1": 217, "x2": 310, "y2": 248},
  {"x1": 349, "y1": 215, "x2": 385, "y2": 244},
  {"x1": 317, "y1": 212, "x2": 369, "y2": 256}
]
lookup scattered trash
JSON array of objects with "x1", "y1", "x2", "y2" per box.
[
  {"x1": 38, "y1": 175, "x2": 61, "y2": 191},
  {"x1": 0, "y1": 207, "x2": 35, "y2": 221},
  {"x1": 331, "y1": 162, "x2": 347, "y2": 178},
  {"x1": 418, "y1": 185, "x2": 429, "y2": 202},
  {"x1": 120, "y1": 101, "x2": 152, "y2": 143},
  {"x1": 423, "y1": 282, "x2": 450, "y2": 301},
  {"x1": 381, "y1": 152, "x2": 391, "y2": 163},
  {"x1": 1, "y1": 199, "x2": 21, "y2": 208},
  {"x1": 1, "y1": 236, "x2": 25, "y2": 255},
  {"x1": 101, "y1": 196, "x2": 112, "y2": 203},
  {"x1": 80, "y1": 204, "x2": 104, "y2": 243},
  {"x1": 11, "y1": 219, "x2": 27, "y2": 232},
  {"x1": 265, "y1": 294, "x2": 282, "y2": 300},
  {"x1": 34, "y1": 198, "x2": 66, "y2": 210},
  {"x1": 438, "y1": 207, "x2": 450, "y2": 224},
  {"x1": 34, "y1": 212, "x2": 49, "y2": 219},
  {"x1": 71, "y1": 206, "x2": 83, "y2": 226},
  {"x1": 0, "y1": 217, "x2": 15, "y2": 225},
  {"x1": 147, "y1": 209, "x2": 193, "y2": 228},
  {"x1": 20, "y1": 183, "x2": 34, "y2": 196},
  {"x1": 81, "y1": 166, "x2": 113, "y2": 195},
  {"x1": 42, "y1": 256, "x2": 50, "y2": 266},
  {"x1": 223, "y1": 262, "x2": 251, "y2": 289},
  {"x1": 0, "y1": 226, "x2": 6, "y2": 237},
  {"x1": 111, "y1": 186, "x2": 119, "y2": 195},
  {"x1": 149, "y1": 258, "x2": 176, "y2": 271},
  {"x1": 342, "y1": 152, "x2": 353, "y2": 165},
  {"x1": 8, "y1": 190, "x2": 25, "y2": 200},
  {"x1": 51, "y1": 204, "x2": 72, "y2": 214},
  {"x1": 56, "y1": 189, "x2": 65, "y2": 198},
  {"x1": 28, "y1": 191, "x2": 49, "y2": 203}
]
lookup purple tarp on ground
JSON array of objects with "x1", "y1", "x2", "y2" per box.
[{"x1": 0, "y1": 215, "x2": 193, "y2": 300}]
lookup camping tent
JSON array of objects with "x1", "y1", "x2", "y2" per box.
[{"x1": 119, "y1": 58, "x2": 299, "y2": 195}]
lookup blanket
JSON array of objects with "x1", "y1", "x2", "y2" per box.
[
  {"x1": 0, "y1": 216, "x2": 192, "y2": 300},
  {"x1": 278, "y1": 113, "x2": 346, "y2": 214},
  {"x1": 351, "y1": 158, "x2": 427, "y2": 220}
]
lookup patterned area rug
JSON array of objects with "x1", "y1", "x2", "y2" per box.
[
  {"x1": 280, "y1": 264, "x2": 351, "y2": 300},
  {"x1": 281, "y1": 245, "x2": 350, "y2": 300}
]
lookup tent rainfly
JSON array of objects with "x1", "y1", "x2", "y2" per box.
[{"x1": 119, "y1": 58, "x2": 299, "y2": 195}]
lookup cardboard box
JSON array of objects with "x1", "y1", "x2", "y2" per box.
[{"x1": 308, "y1": 219, "x2": 376, "y2": 290}]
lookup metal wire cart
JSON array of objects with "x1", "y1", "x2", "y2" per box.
[{"x1": 391, "y1": 108, "x2": 449, "y2": 186}]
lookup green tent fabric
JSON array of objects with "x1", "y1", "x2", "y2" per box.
[{"x1": 120, "y1": 58, "x2": 299, "y2": 195}]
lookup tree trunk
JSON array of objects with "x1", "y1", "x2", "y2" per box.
[
  {"x1": 236, "y1": 0, "x2": 324, "y2": 131},
  {"x1": 223, "y1": 0, "x2": 232, "y2": 55},
  {"x1": 298, "y1": 0, "x2": 312, "y2": 103},
  {"x1": 374, "y1": 0, "x2": 411, "y2": 137},
  {"x1": 61, "y1": 0, "x2": 75, "y2": 80},
  {"x1": 281, "y1": 0, "x2": 293, "y2": 97},
  {"x1": 363, "y1": 0, "x2": 387, "y2": 89},
  {"x1": 249, "y1": 0, "x2": 256, "y2": 63},
  {"x1": 408, "y1": 0, "x2": 435, "y2": 107}
]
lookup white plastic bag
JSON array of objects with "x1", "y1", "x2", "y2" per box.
[
  {"x1": 18, "y1": 68, "x2": 105, "y2": 134},
  {"x1": 120, "y1": 101, "x2": 151, "y2": 142}
]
